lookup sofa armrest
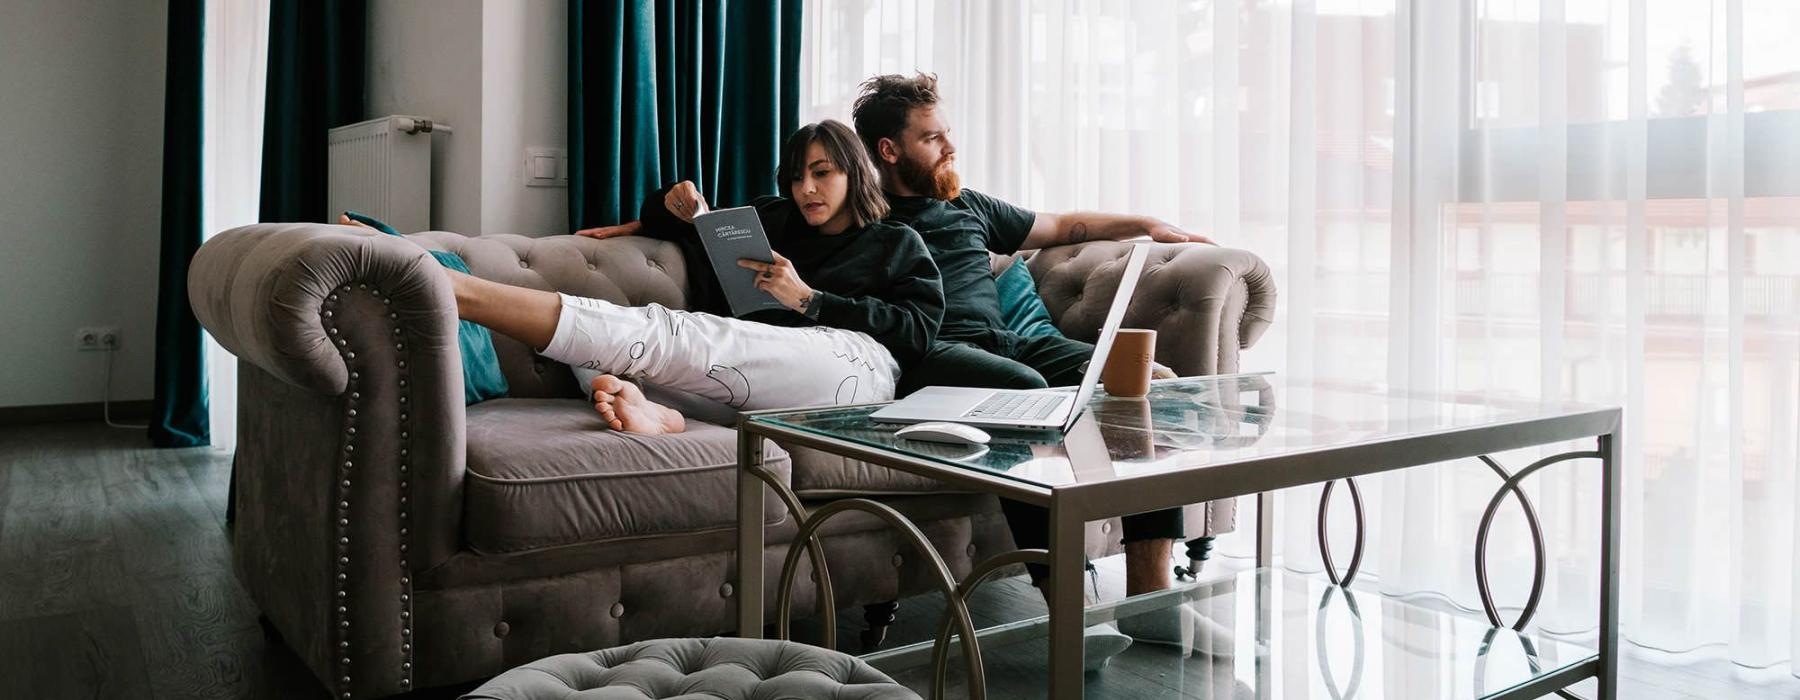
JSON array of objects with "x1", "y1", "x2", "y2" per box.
[
  {"x1": 1028, "y1": 241, "x2": 1276, "y2": 376},
  {"x1": 190, "y1": 223, "x2": 458, "y2": 395},
  {"x1": 189, "y1": 223, "x2": 464, "y2": 698}
]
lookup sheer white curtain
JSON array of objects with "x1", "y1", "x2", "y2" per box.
[
  {"x1": 201, "y1": 0, "x2": 270, "y2": 452},
  {"x1": 802, "y1": 0, "x2": 1800, "y2": 675}
]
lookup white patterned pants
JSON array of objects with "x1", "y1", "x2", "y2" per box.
[{"x1": 539, "y1": 293, "x2": 900, "y2": 410}]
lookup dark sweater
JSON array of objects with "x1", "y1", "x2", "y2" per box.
[{"x1": 638, "y1": 186, "x2": 944, "y2": 367}]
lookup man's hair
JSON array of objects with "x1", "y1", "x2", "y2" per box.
[
  {"x1": 777, "y1": 120, "x2": 890, "y2": 228},
  {"x1": 851, "y1": 73, "x2": 941, "y2": 164}
]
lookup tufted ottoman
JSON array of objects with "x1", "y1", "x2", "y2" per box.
[{"x1": 460, "y1": 637, "x2": 921, "y2": 699}]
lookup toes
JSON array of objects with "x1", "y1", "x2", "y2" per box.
[{"x1": 594, "y1": 374, "x2": 630, "y2": 396}]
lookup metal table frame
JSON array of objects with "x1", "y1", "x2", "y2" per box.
[{"x1": 735, "y1": 390, "x2": 1622, "y2": 700}]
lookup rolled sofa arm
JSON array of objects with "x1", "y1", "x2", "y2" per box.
[
  {"x1": 189, "y1": 223, "x2": 464, "y2": 698},
  {"x1": 1027, "y1": 240, "x2": 1277, "y2": 376}
]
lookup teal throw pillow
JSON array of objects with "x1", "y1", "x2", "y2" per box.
[
  {"x1": 347, "y1": 211, "x2": 510, "y2": 405},
  {"x1": 994, "y1": 259, "x2": 1064, "y2": 338}
]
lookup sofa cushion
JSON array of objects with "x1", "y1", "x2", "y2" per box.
[
  {"x1": 788, "y1": 443, "x2": 970, "y2": 497},
  {"x1": 463, "y1": 398, "x2": 791, "y2": 554}
]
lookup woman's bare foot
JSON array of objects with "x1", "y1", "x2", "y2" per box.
[
  {"x1": 591, "y1": 374, "x2": 686, "y2": 434},
  {"x1": 338, "y1": 213, "x2": 374, "y2": 230}
]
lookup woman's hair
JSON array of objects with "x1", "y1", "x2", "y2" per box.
[{"x1": 777, "y1": 120, "x2": 890, "y2": 229}]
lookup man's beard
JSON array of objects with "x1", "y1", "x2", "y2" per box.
[{"x1": 898, "y1": 153, "x2": 961, "y2": 201}]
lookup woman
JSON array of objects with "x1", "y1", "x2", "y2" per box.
[{"x1": 449, "y1": 120, "x2": 942, "y2": 434}]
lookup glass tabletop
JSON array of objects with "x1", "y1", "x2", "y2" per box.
[
  {"x1": 748, "y1": 373, "x2": 1613, "y2": 490},
  {"x1": 873, "y1": 568, "x2": 1597, "y2": 698}
]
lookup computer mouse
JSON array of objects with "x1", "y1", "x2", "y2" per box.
[{"x1": 895, "y1": 421, "x2": 992, "y2": 446}]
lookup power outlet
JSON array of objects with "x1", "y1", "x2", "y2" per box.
[{"x1": 75, "y1": 326, "x2": 120, "y2": 351}]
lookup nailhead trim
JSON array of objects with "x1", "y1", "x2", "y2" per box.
[
  {"x1": 392, "y1": 289, "x2": 415, "y2": 690},
  {"x1": 320, "y1": 282, "x2": 418, "y2": 697}
]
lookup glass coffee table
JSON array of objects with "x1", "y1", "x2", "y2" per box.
[{"x1": 734, "y1": 373, "x2": 1622, "y2": 699}]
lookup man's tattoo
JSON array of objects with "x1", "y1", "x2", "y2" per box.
[{"x1": 1069, "y1": 221, "x2": 1090, "y2": 243}]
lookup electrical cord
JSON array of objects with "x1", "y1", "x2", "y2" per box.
[{"x1": 102, "y1": 343, "x2": 148, "y2": 430}]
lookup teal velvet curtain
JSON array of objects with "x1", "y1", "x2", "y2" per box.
[
  {"x1": 149, "y1": 0, "x2": 207, "y2": 448},
  {"x1": 260, "y1": 0, "x2": 366, "y2": 222},
  {"x1": 568, "y1": 0, "x2": 802, "y2": 229}
]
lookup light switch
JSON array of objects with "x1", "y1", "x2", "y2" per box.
[{"x1": 525, "y1": 147, "x2": 568, "y2": 188}]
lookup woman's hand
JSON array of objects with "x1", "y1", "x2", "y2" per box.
[
  {"x1": 738, "y1": 252, "x2": 815, "y2": 313},
  {"x1": 664, "y1": 181, "x2": 710, "y2": 223},
  {"x1": 575, "y1": 220, "x2": 641, "y2": 239}
]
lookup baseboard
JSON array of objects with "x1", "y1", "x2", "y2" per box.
[{"x1": 0, "y1": 400, "x2": 153, "y2": 425}]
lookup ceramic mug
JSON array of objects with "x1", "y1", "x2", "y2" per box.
[{"x1": 1101, "y1": 328, "x2": 1156, "y2": 397}]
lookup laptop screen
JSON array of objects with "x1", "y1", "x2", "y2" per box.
[{"x1": 1060, "y1": 243, "x2": 1151, "y2": 431}]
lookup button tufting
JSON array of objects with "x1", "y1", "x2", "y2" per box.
[
  {"x1": 609, "y1": 603, "x2": 625, "y2": 618},
  {"x1": 967, "y1": 543, "x2": 978, "y2": 557},
  {"x1": 1101, "y1": 521, "x2": 1112, "y2": 534},
  {"x1": 891, "y1": 554, "x2": 904, "y2": 568},
  {"x1": 518, "y1": 260, "x2": 529, "y2": 268},
  {"x1": 493, "y1": 621, "x2": 510, "y2": 638},
  {"x1": 586, "y1": 263, "x2": 597, "y2": 271},
  {"x1": 719, "y1": 583, "x2": 734, "y2": 598}
]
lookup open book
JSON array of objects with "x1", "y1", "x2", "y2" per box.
[{"x1": 692, "y1": 206, "x2": 788, "y2": 316}]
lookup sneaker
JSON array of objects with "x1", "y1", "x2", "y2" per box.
[
  {"x1": 1082, "y1": 622, "x2": 1133, "y2": 672},
  {"x1": 1117, "y1": 603, "x2": 1255, "y2": 659}
]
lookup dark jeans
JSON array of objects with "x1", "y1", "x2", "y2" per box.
[
  {"x1": 897, "y1": 329, "x2": 1094, "y2": 395},
  {"x1": 901, "y1": 328, "x2": 1185, "y2": 585}
]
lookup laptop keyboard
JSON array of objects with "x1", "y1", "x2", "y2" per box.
[{"x1": 963, "y1": 391, "x2": 1066, "y2": 421}]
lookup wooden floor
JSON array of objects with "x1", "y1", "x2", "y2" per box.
[{"x1": 2, "y1": 421, "x2": 1797, "y2": 699}]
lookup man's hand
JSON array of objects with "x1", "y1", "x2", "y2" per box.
[
  {"x1": 1144, "y1": 219, "x2": 1215, "y2": 245},
  {"x1": 575, "y1": 220, "x2": 642, "y2": 240},
  {"x1": 738, "y1": 252, "x2": 815, "y2": 312},
  {"x1": 1025, "y1": 211, "x2": 1217, "y2": 249},
  {"x1": 664, "y1": 180, "x2": 710, "y2": 223}
]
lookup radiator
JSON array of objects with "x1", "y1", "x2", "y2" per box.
[{"x1": 328, "y1": 115, "x2": 441, "y2": 233}]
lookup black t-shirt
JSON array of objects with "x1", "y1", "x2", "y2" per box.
[
  {"x1": 884, "y1": 189, "x2": 1037, "y2": 337},
  {"x1": 638, "y1": 186, "x2": 944, "y2": 367}
]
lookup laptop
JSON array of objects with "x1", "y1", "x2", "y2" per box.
[{"x1": 871, "y1": 243, "x2": 1151, "y2": 431}]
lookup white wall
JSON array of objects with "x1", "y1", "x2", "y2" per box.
[
  {"x1": 480, "y1": 0, "x2": 568, "y2": 236},
  {"x1": 367, "y1": 0, "x2": 485, "y2": 235},
  {"x1": 367, "y1": 0, "x2": 568, "y2": 237},
  {"x1": 0, "y1": 0, "x2": 168, "y2": 408}
]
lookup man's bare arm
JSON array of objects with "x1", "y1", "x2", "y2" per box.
[{"x1": 1021, "y1": 211, "x2": 1215, "y2": 250}]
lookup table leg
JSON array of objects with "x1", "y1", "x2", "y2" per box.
[
  {"x1": 1255, "y1": 491, "x2": 1275, "y2": 699},
  {"x1": 1256, "y1": 491, "x2": 1275, "y2": 569},
  {"x1": 1599, "y1": 431, "x2": 1621, "y2": 697},
  {"x1": 1047, "y1": 502, "x2": 1085, "y2": 699},
  {"x1": 737, "y1": 429, "x2": 765, "y2": 639}
]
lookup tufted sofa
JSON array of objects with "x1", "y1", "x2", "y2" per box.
[{"x1": 187, "y1": 223, "x2": 1276, "y2": 699}]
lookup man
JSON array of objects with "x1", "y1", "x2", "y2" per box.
[{"x1": 852, "y1": 73, "x2": 1234, "y2": 668}]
